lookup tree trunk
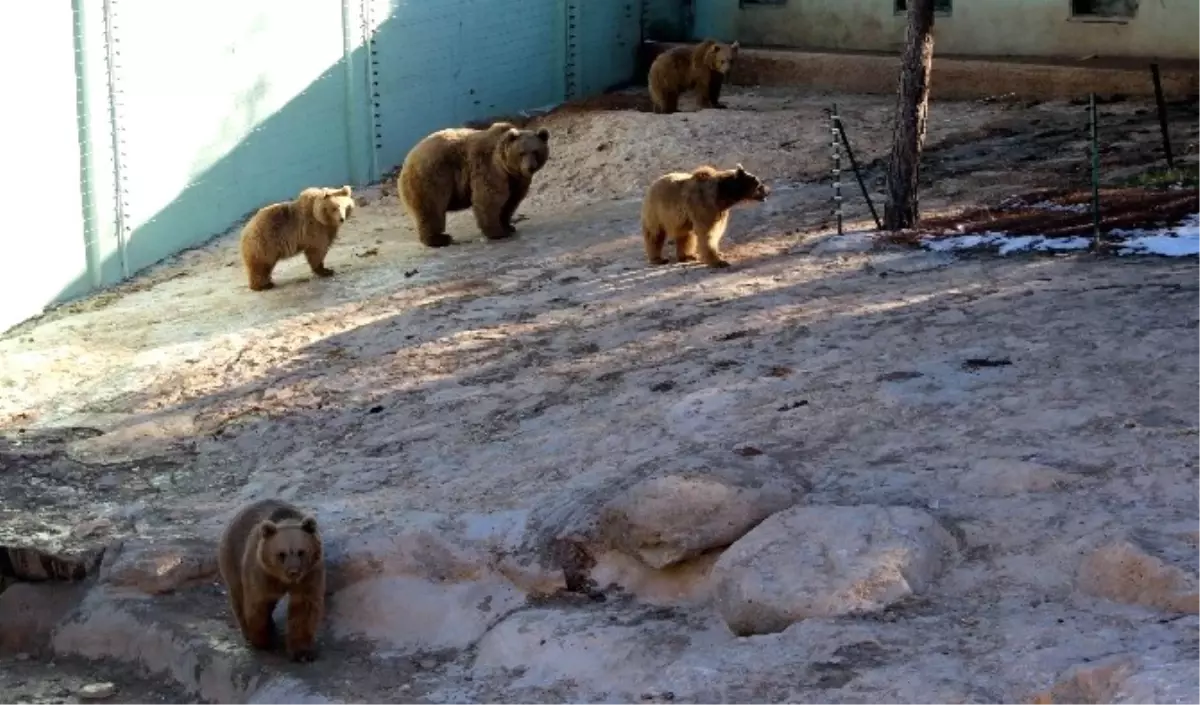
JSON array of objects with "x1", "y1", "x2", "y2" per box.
[{"x1": 884, "y1": 0, "x2": 936, "y2": 231}]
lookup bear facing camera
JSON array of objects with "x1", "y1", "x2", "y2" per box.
[
  {"x1": 398, "y1": 122, "x2": 551, "y2": 248},
  {"x1": 239, "y1": 186, "x2": 356, "y2": 291},
  {"x1": 217, "y1": 498, "x2": 326, "y2": 663},
  {"x1": 648, "y1": 39, "x2": 740, "y2": 115},
  {"x1": 641, "y1": 163, "x2": 769, "y2": 269}
]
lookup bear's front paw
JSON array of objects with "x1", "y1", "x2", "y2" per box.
[
  {"x1": 647, "y1": 257, "x2": 670, "y2": 266},
  {"x1": 421, "y1": 233, "x2": 455, "y2": 248},
  {"x1": 713, "y1": 102, "x2": 728, "y2": 109},
  {"x1": 709, "y1": 259, "x2": 732, "y2": 269},
  {"x1": 679, "y1": 254, "x2": 699, "y2": 263},
  {"x1": 288, "y1": 647, "x2": 318, "y2": 663},
  {"x1": 249, "y1": 281, "x2": 275, "y2": 292},
  {"x1": 313, "y1": 266, "x2": 335, "y2": 278}
]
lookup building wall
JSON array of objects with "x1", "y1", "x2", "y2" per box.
[{"x1": 730, "y1": 0, "x2": 1199, "y2": 60}]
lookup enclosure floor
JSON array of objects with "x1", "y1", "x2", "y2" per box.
[{"x1": 1, "y1": 88, "x2": 1196, "y2": 703}]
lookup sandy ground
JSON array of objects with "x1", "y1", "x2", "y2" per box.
[{"x1": 0, "y1": 88, "x2": 1197, "y2": 703}]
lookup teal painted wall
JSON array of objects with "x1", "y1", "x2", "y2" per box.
[
  {"x1": 1, "y1": 0, "x2": 645, "y2": 334},
  {"x1": 694, "y1": 0, "x2": 738, "y2": 42}
]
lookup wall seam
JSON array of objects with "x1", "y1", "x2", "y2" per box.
[{"x1": 101, "y1": 0, "x2": 130, "y2": 279}]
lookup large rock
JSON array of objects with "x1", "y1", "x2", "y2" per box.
[
  {"x1": 99, "y1": 538, "x2": 217, "y2": 595},
  {"x1": 515, "y1": 463, "x2": 806, "y2": 598},
  {"x1": 598, "y1": 469, "x2": 804, "y2": 569},
  {"x1": 712, "y1": 504, "x2": 956, "y2": 636}
]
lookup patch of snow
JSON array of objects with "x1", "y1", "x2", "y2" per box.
[
  {"x1": 1114, "y1": 213, "x2": 1200, "y2": 257},
  {"x1": 923, "y1": 232, "x2": 1091, "y2": 255}
]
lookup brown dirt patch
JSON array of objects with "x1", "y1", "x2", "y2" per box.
[{"x1": 918, "y1": 186, "x2": 1199, "y2": 239}]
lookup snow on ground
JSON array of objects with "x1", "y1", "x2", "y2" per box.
[{"x1": 922, "y1": 213, "x2": 1200, "y2": 258}]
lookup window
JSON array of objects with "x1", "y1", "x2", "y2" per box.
[
  {"x1": 894, "y1": 0, "x2": 952, "y2": 15},
  {"x1": 1070, "y1": 0, "x2": 1138, "y2": 18}
]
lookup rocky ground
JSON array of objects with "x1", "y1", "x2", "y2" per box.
[{"x1": 0, "y1": 88, "x2": 1197, "y2": 704}]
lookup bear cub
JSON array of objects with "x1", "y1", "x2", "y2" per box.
[
  {"x1": 218, "y1": 498, "x2": 326, "y2": 662},
  {"x1": 398, "y1": 122, "x2": 550, "y2": 248},
  {"x1": 648, "y1": 39, "x2": 740, "y2": 115},
  {"x1": 641, "y1": 163, "x2": 769, "y2": 269},
  {"x1": 239, "y1": 186, "x2": 355, "y2": 291}
]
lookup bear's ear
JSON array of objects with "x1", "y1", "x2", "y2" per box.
[
  {"x1": 300, "y1": 516, "x2": 319, "y2": 534},
  {"x1": 535, "y1": 127, "x2": 550, "y2": 143},
  {"x1": 259, "y1": 520, "x2": 278, "y2": 539},
  {"x1": 735, "y1": 163, "x2": 746, "y2": 174},
  {"x1": 336, "y1": 185, "x2": 352, "y2": 197},
  {"x1": 504, "y1": 128, "x2": 521, "y2": 142}
]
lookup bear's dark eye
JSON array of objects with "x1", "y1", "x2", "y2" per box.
[
  {"x1": 277, "y1": 551, "x2": 287, "y2": 562},
  {"x1": 297, "y1": 549, "x2": 306, "y2": 559}
]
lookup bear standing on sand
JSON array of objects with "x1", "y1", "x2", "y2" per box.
[
  {"x1": 398, "y1": 122, "x2": 550, "y2": 248},
  {"x1": 218, "y1": 498, "x2": 326, "y2": 662},
  {"x1": 641, "y1": 164, "x2": 769, "y2": 268},
  {"x1": 239, "y1": 186, "x2": 356, "y2": 291},
  {"x1": 648, "y1": 39, "x2": 740, "y2": 115}
]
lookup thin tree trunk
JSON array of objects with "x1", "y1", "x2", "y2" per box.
[{"x1": 884, "y1": 0, "x2": 935, "y2": 231}]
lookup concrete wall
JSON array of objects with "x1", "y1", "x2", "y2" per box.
[
  {"x1": 1, "y1": 0, "x2": 640, "y2": 334},
  {"x1": 732, "y1": 0, "x2": 1200, "y2": 60}
]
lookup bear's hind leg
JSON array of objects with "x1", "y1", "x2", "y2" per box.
[
  {"x1": 644, "y1": 223, "x2": 668, "y2": 265},
  {"x1": 304, "y1": 245, "x2": 335, "y2": 278},
  {"x1": 245, "y1": 257, "x2": 276, "y2": 291},
  {"x1": 675, "y1": 230, "x2": 699, "y2": 263},
  {"x1": 411, "y1": 204, "x2": 454, "y2": 248},
  {"x1": 658, "y1": 90, "x2": 680, "y2": 115}
]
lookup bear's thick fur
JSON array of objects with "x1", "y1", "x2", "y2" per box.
[
  {"x1": 648, "y1": 39, "x2": 740, "y2": 115},
  {"x1": 217, "y1": 498, "x2": 325, "y2": 662},
  {"x1": 239, "y1": 186, "x2": 355, "y2": 291},
  {"x1": 640, "y1": 164, "x2": 769, "y2": 268},
  {"x1": 398, "y1": 122, "x2": 550, "y2": 247}
]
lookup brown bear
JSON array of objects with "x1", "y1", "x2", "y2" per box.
[
  {"x1": 398, "y1": 122, "x2": 550, "y2": 248},
  {"x1": 217, "y1": 498, "x2": 325, "y2": 662},
  {"x1": 640, "y1": 163, "x2": 769, "y2": 269},
  {"x1": 239, "y1": 186, "x2": 356, "y2": 291},
  {"x1": 647, "y1": 39, "x2": 740, "y2": 115}
]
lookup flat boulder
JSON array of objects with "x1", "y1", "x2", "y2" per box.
[
  {"x1": 712, "y1": 504, "x2": 956, "y2": 636},
  {"x1": 598, "y1": 467, "x2": 805, "y2": 569}
]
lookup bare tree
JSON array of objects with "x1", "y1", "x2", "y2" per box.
[{"x1": 884, "y1": 0, "x2": 936, "y2": 231}]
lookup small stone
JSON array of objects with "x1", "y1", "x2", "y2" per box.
[
  {"x1": 79, "y1": 682, "x2": 116, "y2": 700},
  {"x1": 419, "y1": 658, "x2": 437, "y2": 670},
  {"x1": 71, "y1": 518, "x2": 113, "y2": 539}
]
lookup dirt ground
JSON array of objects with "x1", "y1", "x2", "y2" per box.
[{"x1": 0, "y1": 87, "x2": 1197, "y2": 703}]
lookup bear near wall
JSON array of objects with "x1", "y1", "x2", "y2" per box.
[
  {"x1": 398, "y1": 122, "x2": 550, "y2": 248},
  {"x1": 648, "y1": 39, "x2": 740, "y2": 115},
  {"x1": 239, "y1": 186, "x2": 356, "y2": 291},
  {"x1": 217, "y1": 498, "x2": 326, "y2": 662},
  {"x1": 641, "y1": 164, "x2": 769, "y2": 268}
]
